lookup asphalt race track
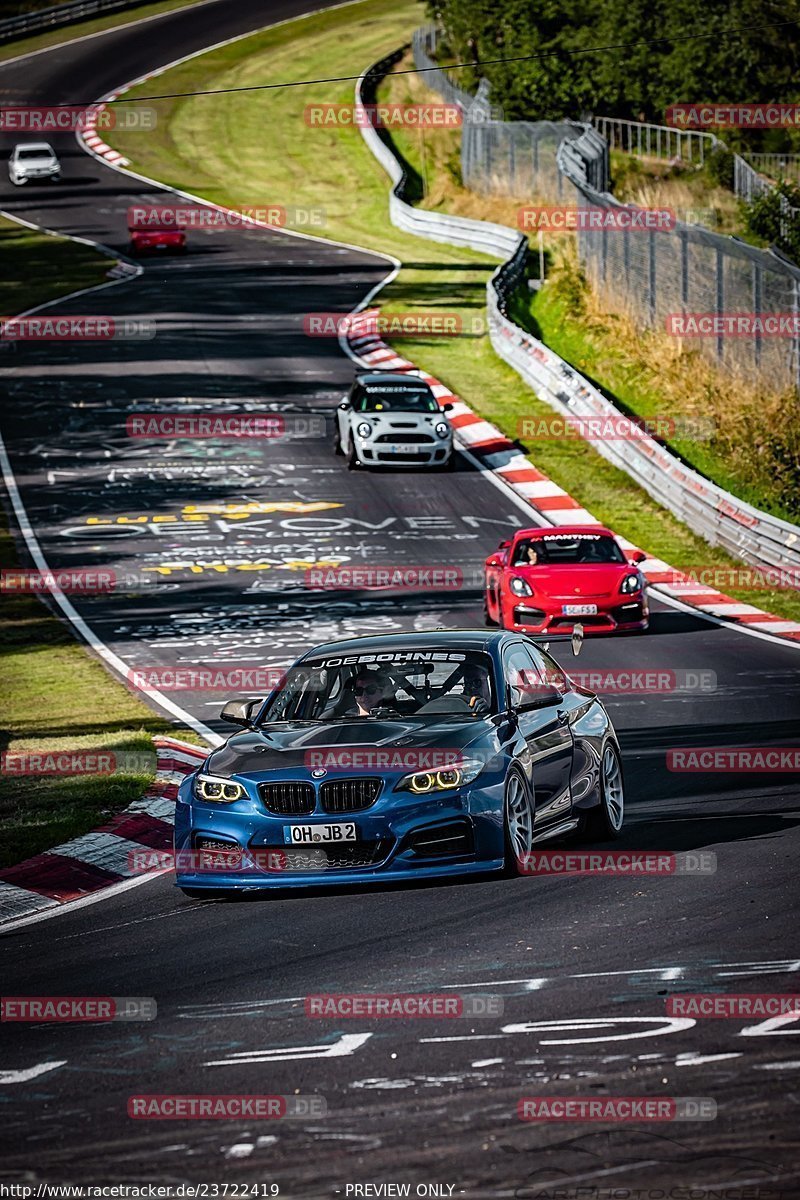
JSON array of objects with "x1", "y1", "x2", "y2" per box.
[{"x1": 1, "y1": 2, "x2": 799, "y2": 1194}]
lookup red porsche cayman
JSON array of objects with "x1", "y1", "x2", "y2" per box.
[{"x1": 484, "y1": 525, "x2": 649, "y2": 636}]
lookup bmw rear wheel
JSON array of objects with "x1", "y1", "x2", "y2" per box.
[
  {"x1": 504, "y1": 770, "x2": 535, "y2": 875},
  {"x1": 579, "y1": 742, "x2": 624, "y2": 840}
]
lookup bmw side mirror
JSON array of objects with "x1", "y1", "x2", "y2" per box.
[
  {"x1": 508, "y1": 683, "x2": 562, "y2": 712},
  {"x1": 220, "y1": 698, "x2": 264, "y2": 726},
  {"x1": 571, "y1": 624, "x2": 584, "y2": 657}
]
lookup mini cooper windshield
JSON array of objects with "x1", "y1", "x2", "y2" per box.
[
  {"x1": 259, "y1": 651, "x2": 496, "y2": 723},
  {"x1": 353, "y1": 389, "x2": 439, "y2": 413}
]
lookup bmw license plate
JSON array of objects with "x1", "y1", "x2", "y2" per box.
[
  {"x1": 562, "y1": 603, "x2": 598, "y2": 616},
  {"x1": 283, "y1": 822, "x2": 357, "y2": 845}
]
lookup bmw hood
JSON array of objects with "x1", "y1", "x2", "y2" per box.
[{"x1": 206, "y1": 717, "x2": 490, "y2": 779}]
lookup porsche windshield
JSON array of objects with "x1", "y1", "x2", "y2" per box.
[
  {"x1": 354, "y1": 389, "x2": 438, "y2": 413},
  {"x1": 259, "y1": 651, "x2": 496, "y2": 722},
  {"x1": 511, "y1": 534, "x2": 626, "y2": 565}
]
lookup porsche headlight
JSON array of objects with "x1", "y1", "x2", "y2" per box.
[
  {"x1": 194, "y1": 773, "x2": 246, "y2": 803},
  {"x1": 396, "y1": 758, "x2": 484, "y2": 794},
  {"x1": 435, "y1": 421, "x2": 449, "y2": 438},
  {"x1": 356, "y1": 421, "x2": 372, "y2": 438},
  {"x1": 509, "y1": 575, "x2": 533, "y2": 597},
  {"x1": 620, "y1": 572, "x2": 644, "y2": 594}
]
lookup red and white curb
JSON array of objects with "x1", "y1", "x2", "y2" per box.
[
  {"x1": 0, "y1": 737, "x2": 205, "y2": 925},
  {"x1": 82, "y1": 99, "x2": 130, "y2": 166},
  {"x1": 347, "y1": 309, "x2": 800, "y2": 644}
]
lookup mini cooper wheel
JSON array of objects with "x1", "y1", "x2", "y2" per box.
[
  {"x1": 579, "y1": 741, "x2": 624, "y2": 840},
  {"x1": 333, "y1": 423, "x2": 344, "y2": 455},
  {"x1": 503, "y1": 770, "x2": 535, "y2": 875},
  {"x1": 347, "y1": 436, "x2": 359, "y2": 470}
]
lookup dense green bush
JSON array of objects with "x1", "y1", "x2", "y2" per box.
[{"x1": 744, "y1": 180, "x2": 800, "y2": 261}]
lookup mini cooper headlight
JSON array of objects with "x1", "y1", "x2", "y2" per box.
[
  {"x1": 194, "y1": 773, "x2": 246, "y2": 803},
  {"x1": 509, "y1": 575, "x2": 533, "y2": 597},
  {"x1": 435, "y1": 421, "x2": 449, "y2": 438},
  {"x1": 396, "y1": 758, "x2": 484, "y2": 794},
  {"x1": 620, "y1": 572, "x2": 644, "y2": 594},
  {"x1": 356, "y1": 421, "x2": 372, "y2": 438}
]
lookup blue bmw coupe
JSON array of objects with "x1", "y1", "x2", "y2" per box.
[{"x1": 174, "y1": 630, "x2": 623, "y2": 895}]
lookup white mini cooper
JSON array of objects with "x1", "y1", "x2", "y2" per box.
[{"x1": 334, "y1": 372, "x2": 454, "y2": 470}]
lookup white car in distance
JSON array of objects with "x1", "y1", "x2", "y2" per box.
[
  {"x1": 334, "y1": 372, "x2": 454, "y2": 470},
  {"x1": 8, "y1": 142, "x2": 61, "y2": 185}
]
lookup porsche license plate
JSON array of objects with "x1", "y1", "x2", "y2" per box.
[
  {"x1": 283, "y1": 822, "x2": 357, "y2": 845},
  {"x1": 562, "y1": 603, "x2": 598, "y2": 616}
]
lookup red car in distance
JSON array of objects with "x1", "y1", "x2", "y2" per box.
[
  {"x1": 484, "y1": 525, "x2": 649, "y2": 636},
  {"x1": 129, "y1": 222, "x2": 186, "y2": 255}
]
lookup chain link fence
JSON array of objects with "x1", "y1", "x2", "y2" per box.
[{"x1": 413, "y1": 25, "x2": 800, "y2": 391}]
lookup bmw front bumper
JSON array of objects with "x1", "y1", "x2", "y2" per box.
[{"x1": 174, "y1": 771, "x2": 505, "y2": 890}]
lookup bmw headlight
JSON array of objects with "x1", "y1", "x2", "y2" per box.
[
  {"x1": 194, "y1": 773, "x2": 246, "y2": 803},
  {"x1": 356, "y1": 421, "x2": 372, "y2": 438},
  {"x1": 396, "y1": 758, "x2": 484, "y2": 794},
  {"x1": 435, "y1": 421, "x2": 449, "y2": 439},
  {"x1": 509, "y1": 575, "x2": 533, "y2": 597},
  {"x1": 620, "y1": 572, "x2": 644, "y2": 594}
]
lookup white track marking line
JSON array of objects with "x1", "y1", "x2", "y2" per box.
[{"x1": 0, "y1": 1061, "x2": 66, "y2": 1083}]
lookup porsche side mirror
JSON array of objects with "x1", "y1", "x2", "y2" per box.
[
  {"x1": 220, "y1": 697, "x2": 264, "y2": 726},
  {"x1": 498, "y1": 539, "x2": 511, "y2": 550},
  {"x1": 571, "y1": 624, "x2": 584, "y2": 657},
  {"x1": 630, "y1": 550, "x2": 647, "y2": 564}
]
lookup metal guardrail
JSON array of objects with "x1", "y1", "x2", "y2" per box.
[
  {"x1": 358, "y1": 45, "x2": 800, "y2": 575},
  {"x1": 0, "y1": 0, "x2": 145, "y2": 43}
]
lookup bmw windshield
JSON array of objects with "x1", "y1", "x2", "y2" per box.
[{"x1": 258, "y1": 651, "x2": 496, "y2": 722}]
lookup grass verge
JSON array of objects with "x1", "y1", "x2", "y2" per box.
[
  {"x1": 109, "y1": 1, "x2": 800, "y2": 623},
  {"x1": 0, "y1": 216, "x2": 199, "y2": 868}
]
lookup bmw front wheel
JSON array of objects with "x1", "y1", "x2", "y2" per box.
[
  {"x1": 579, "y1": 742, "x2": 624, "y2": 840},
  {"x1": 504, "y1": 770, "x2": 535, "y2": 875}
]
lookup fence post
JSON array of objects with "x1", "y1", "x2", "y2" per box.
[
  {"x1": 752, "y1": 261, "x2": 762, "y2": 372},
  {"x1": 680, "y1": 229, "x2": 689, "y2": 308},
  {"x1": 715, "y1": 247, "x2": 725, "y2": 363},
  {"x1": 648, "y1": 230, "x2": 657, "y2": 325}
]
